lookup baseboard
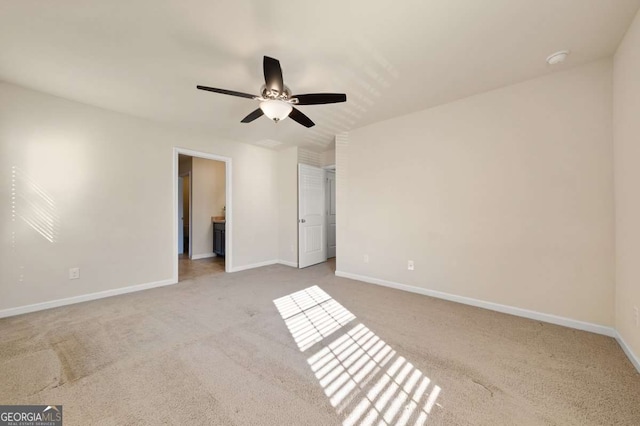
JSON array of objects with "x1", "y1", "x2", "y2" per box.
[
  {"x1": 615, "y1": 331, "x2": 640, "y2": 373},
  {"x1": 229, "y1": 259, "x2": 297, "y2": 271},
  {"x1": 229, "y1": 259, "x2": 279, "y2": 272},
  {"x1": 191, "y1": 252, "x2": 216, "y2": 260},
  {"x1": 335, "y1": 270, "x2": 616, "y2": 337},
  {"x1": 0, "y1": 278, "x2": 177, "y2": 319}
]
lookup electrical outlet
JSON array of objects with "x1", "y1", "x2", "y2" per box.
[
  {"x1": 363, "y1": 254, "x2": 369, "y2": 263},
  {"x1": 69, "y1": 267, "x2": 80, "y2": 280},
  {"x1": 408, "y1": 260, "x2": 414, "y2": 271},
  {"x1": 634, "y1": 306, "x2": 639, "y2": 327}
]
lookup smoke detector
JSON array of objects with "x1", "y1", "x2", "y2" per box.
[{"x1": 546, "y1": 50, "x2": 570, "y2": 65}]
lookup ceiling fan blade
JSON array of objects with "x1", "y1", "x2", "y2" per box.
[
  {"x1": 263, "y1": 56, "x2": 284, "y2": 94},
  {"x1": 292, "y1": 93, "x2": 347, "y2": 105},
  {"x1": 289, "y1": 107, "x2": 315, "y2": 128},
  {"x1": 196, "y1": 85, "x2": 257, "y2": 99},
  {"x1": 241, "y1": 108, "x2": 264, "y2": 123}
]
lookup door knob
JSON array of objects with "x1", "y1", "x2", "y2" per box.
[{"x1": 300, "y1": 219, "x2": 306, "y2": 223}]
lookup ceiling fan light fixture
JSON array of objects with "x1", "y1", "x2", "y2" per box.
[
  {"x1": 260, "y1": 100, "x2": 292, "y2": 122},
  {"x1": 197, "y1": 56, "x2": 345, "y2": 128}
]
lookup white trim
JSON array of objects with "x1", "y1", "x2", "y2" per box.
[
  {"x1": 0, "y1": 278, "x2": 176, "y2": 319},
  {"x1": 615, "y1": 331, "x2": 640, "y2": 373},
  {"x1": 335, "y1": 270, "x2": 616, "y2": 337},
  {"x1": 174, "y1": 148, "x2": 232, "y2": 276},
  {"x1": 229, "y1": 259, "x2": 278, "y2": 272},
  {"x1": 213, "y1": 258, "x2": 298, "y2": 271},
  {"x1": 191, "y1": 252, "x2": 216, "y2": 260}
]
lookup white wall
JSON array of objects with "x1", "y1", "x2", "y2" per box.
[
  {"x1": 0, "y1": 82, "x2": 279, "y2": 312},
  {"x1": 278, "y1": 147, "x2": 299, "y2": 265},
  {"x1": 614, "y1": 9, "x2": 640, "y2": 360},
  {"x1": 191, "y1": 157, "x2": 225, "y2": 257},
  {"x1": 322, "y1": 149, "x2": 336, "y2": 167},
  {"x1": 298, "y1": 148, "x2": 322, "y2": 167},
  {"x1": 337, "y1": 59, "x2": 614, "y2": 326}
]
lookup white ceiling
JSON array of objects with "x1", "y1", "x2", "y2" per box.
[{"x1": 1, "y1": 0, "x2": 638, "y2": 151}]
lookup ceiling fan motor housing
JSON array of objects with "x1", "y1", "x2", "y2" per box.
[{"x1": 260, "y1": 85, "x2": 297, "y2": 103}]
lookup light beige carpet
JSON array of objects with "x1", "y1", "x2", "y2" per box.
[{"x1": 1, "y1": 261, "x2": 639, "y2": 425}]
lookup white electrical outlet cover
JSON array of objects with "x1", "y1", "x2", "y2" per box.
[{"x1": 69, "y1": 267, "x2": 80, "y2": 280}]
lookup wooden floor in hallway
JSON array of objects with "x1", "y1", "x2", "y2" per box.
[{"x1": 178, "y1": 254, "x2": 225, "y2": 281}]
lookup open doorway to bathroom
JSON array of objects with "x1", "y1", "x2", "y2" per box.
[
  {"x1": 178, "y1": 168, "x2": 190, "y2": 256},
  {"x1": 174, "y1": 148, "x2": 231, "y2": 282}
]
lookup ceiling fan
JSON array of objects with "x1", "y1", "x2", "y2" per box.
[{"x1": 197, "y1": 56, "x2": 347, "y2": 128}]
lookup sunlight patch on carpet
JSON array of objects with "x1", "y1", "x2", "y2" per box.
[
  {"x1": 273, "y1": 285, "x2": 356, "y2": 351},
  {"x1": 274, "y1": 286, "x2": 441, "y2": 425}
]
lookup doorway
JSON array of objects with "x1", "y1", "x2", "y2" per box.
[
  {"x1": 178, "y1": 172, "x2": 190, "y2": 255},
  {"x1": 298, "y1": 163, "x2": 336, "y2": 268},
  {"x1": 173, "y1": 148, "x2": 232, "y2": 282},
  {"x1": 325, "y1": 169, "x2": 336, "y2": 258}
]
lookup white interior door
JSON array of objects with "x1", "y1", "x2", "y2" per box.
[
  {"x1": 326, "y1": 171, "x2": 336, "y2": 258},
  {"x1": 298, "y1": 164, "x2": 327, "y2": 268},
  {"x1": 178, "y1": 176, "x2": 184, "y2": 255}
]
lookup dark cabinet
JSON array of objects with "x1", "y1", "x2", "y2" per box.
[{"x1": 213, "y1": 222, "x2": 225, "y2": 256}]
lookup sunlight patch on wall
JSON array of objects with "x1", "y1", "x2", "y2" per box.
[
  {"x1": 274, "y1": 286, "x2": 441, "y2": 425},
  {"x1": 11, "y1": 166, "x2": 60, "y2": 243}
]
